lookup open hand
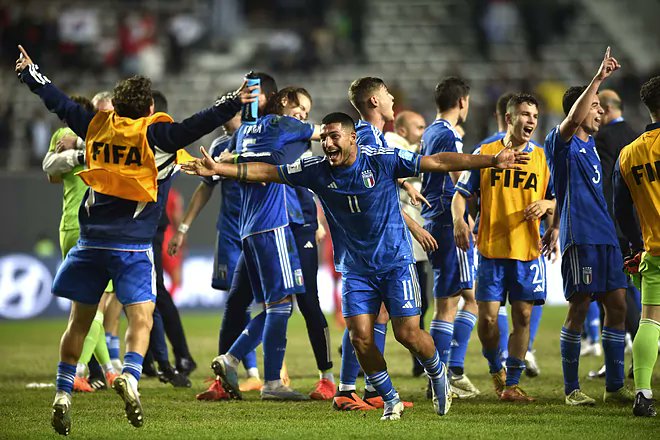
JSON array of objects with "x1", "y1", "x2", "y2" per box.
[
  {"x1": 493, "y1": 146, "x2": 530, "y2": 170},
  {"x1": 181, "y1": 146, "x2": 219, "y2": 177}
]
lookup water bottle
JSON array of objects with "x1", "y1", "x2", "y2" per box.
[{"x1": 241, "y1": 71, "x2": 260, "y2": 125}]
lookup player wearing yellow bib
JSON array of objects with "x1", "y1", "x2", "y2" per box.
[
  {"x1": 613, "y1": 75, "x2": 660, "y2": 417},
  {"x1": 453, "y1": 93, "x2": 555, "y2": 402}
]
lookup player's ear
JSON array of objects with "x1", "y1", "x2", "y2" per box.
[
  {"x1": 505, "y1": 111, "x2": 512, "y2": 126},
  {"x1": 369, "y1": 95, "x2": 378, "y2": 108}
]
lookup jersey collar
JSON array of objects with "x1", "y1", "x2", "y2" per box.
[
  {"x1": 645, "y1": 121, "x2": 660, "y2": 133},
  {"x1": 607, "y1": 116, "x2": 624, "y2": 125}
]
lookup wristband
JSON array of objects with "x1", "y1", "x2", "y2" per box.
[
  {"x1": 177, "y1": 223, "x2": 189, "y2": 234},
  {"x1": 76, "y1": 151, "x2": 85, "y2": 165}
]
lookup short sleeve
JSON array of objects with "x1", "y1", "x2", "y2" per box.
[
  {"x1": 390, "y1": 148, "x2": 421, "y2": 179},
  {"x1": 455, "y1": 148, "x2": 481, "y2": 197},
  {"x1": 544, "y1": 126, "x2": 569, "y2": 160},
  {"x1": 278, "y1": 156, "x2": 323, "y2": 190},
  {"x1": 278, "y1": 116, "x2": 314, "y2": 144}
]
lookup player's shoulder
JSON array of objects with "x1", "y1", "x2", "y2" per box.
[
  {"x1": 479, "y1": 139, "x2": 503, "y2": 154},
  {"x1": 425, "y1": 119, "x2": 459, "y2": 139}
]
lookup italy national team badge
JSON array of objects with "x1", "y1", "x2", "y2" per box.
[
  {"x1": 294, "y1": 269, "x2": 304, "y2": 286},
  {"x1": 582, "y1": 267, "x2": 593, "y2": 285},
  {"x1": 362, "y1": 170, "x2": 375, "y2": 188}
]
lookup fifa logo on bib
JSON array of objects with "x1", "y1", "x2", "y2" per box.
[
  {"x1": 294, "y1": 269, "x2": 304, "y2": 286},
  {"x1": 582, "y1": 266, "x2": 593, "y2": 285},
  {"x1": 362, "y1": 170, "x2": 375, "y2": 188}
]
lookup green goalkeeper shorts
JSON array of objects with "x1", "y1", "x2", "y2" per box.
[
  {"x1": 59, "y1": 229, "x2": 114, "y2": 292},
  {"x1": 639, "y1": 252, "x2": 660, "y2": 305}
]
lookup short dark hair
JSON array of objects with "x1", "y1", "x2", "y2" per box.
[
  {"x1": 640, "y1": 76, "x2": 660, "y2": 115},
  {"x1": 152, "y1": 90, "x2": 168, "y2": 113},
  {"x1": 321, "y1": 112, "x2": 356, "y2": 133},
  {"x1": 112, "y1": 75, "x2": 153, "y2": 119},
  {"x1": 562, "y1": 86, "x2": 587, "y2": 116},
  {"x1": 264, "y1": 87, "x2": 312, "y2": 116},
  {"x1": 506, "y1": 93, "x2": 539, "y2": 115},
  {"x1": 255, "y1": 72, "x2": 278, "y2": 99},
  {"x1": 497, "y1": 92, "x2": 515, "y2": 118},
  {"x1": 70, "y1": 95, "x2": 94, "y2": 113},
  {"x1": 434, "y1": 77, "x2": 470, "y2": 112},
  {"x1": 348, "y1": 77, "x2": 387, "y2": 112}
]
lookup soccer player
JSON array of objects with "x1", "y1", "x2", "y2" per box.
[
  {"x1": 474, "y1": 92, "x2": 546, "y2": 377},
  {"x1": 420, "y1": 77, "x2": 480, "y2": 399},
  {"x1": 209, "y1": 87, "x2": 321, "y2": 401},
  {"x1": 384, "y1": 110, "x2": 432, "y2": 377},
  {"x1": 334, "y1": 77, "x2": 434, "y2": 411},
  {"x1": 453, "y1": 93, "x2": 553, "y2": 401},
  {"x1": 15, "y1": 45, "x2": 255, "y2": 435},
  {"x1": 542, "y1": 47, "x2": 634, "y2": 406},
  {"x1": 183, "y1": 111, "x2": 528, "y2": 420},
  {"x1": 613, "y1": 75, "x2": 660, "y2": 417}
]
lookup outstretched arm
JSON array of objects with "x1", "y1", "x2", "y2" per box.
[
  {"x1": 181, "y1": 146, "x2": 283, "y2": 183},
  {"x1": 419, "y1": 147, "x2": 529, "y2": 173},
  {"x1": 559, "y1": 47, "x2": 620, "y2": 142}
]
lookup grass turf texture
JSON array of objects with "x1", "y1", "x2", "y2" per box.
[{"x1": 0, "y1": 306, "x2": 658, "y2": 439}]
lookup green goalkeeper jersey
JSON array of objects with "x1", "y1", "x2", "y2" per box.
[{"x1": 48, "y1": 127, "x2": 85, "y2": 232}]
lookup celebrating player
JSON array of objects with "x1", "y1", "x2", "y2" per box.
[
  {"x1": 453, "y1": 93, "x2": 553, "y2": 401},
  {"x1": 542, "y1": 47, "x2": 633, "y2": 406},
  {"x1": 15, "y1": 44, "x2": 255, "y2": 435},
  {"x1": 182, "y1": 111, "x2": 529, "y2": 420},
  {"x1": 613, "y1": 75, "x2": 660, "y2": 417}
]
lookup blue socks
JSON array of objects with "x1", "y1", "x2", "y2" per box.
[
  {"x1": 528, "y1": 305, "x2": 543, "y2": 351},
  {"x1": 602, "y1": 326, "x2": 625, "y2": 392},
  {"x1": 365, "y1": 370, "x2": 397, "y2": 403},
  {"x1": 228, "y1": 311, "x2": 266, "y2": 360},
  {"x1": 374, "y1": 323, "x2": 387, "y2": 355},
  {"x1": 339, "y1": 328, "x2": 360, "y2": 389},
  {"x1": 56, "y1": 362, "x2": 76, "y2": 394},
  {"x1": 106, "y1": 332, "x2": 120, "y2": 360},
  {"x1": 449, "y1": 311, "x2": 476, "y2": 372},
  {"x1": 482, "y1": 347, "x2": 502, "y2": 374},
  {"x1": 122, "y1": 352, "x2": 144, "y2": 381},
  {"x1": 417, "y1": 350, "x2": 443, "y2": 380},
  {"x1": 585, "y1": 301, "x2": 601, "y2": 344},
  {"x1": 505, "y1": 356, "x2": 525, "y2": 386},
  {"x1": 242, "y1": 311, "x2": 258, "y2": 371},
  {"x1": 560, "y1": 326, "x2": 581, "y2": 395},
  {"x1": 262, "y1": 303, "x2": 292, "y2": 382},
  {"x1": 497, "y1": 307, "x2": 509, "y2": 361},
  {"x1": 430, "y1": 320, "x2": 454, "y2": 366}
]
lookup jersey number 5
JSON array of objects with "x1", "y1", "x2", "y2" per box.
[{"x1": 347, "y1": 195, "x2": 361, "y2": 213}]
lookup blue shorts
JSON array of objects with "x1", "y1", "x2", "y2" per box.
[
  {"x1": 561, "y1": 244, "x2": 628, "y2": 300},
  {"x1": 242, "y1": 226, "x2": 305, "y2": 304},
  {"x1": 476, "y1": 253, "x2": 546, "y2": 305},
  {"x1": 342, "y1": 263, "x2": 421, "y2": 318},
  {"x1": 52, "y1": 244, "x2": 156, "y2": 306},
  {"x1": 425, "y1": 220, "x2": 475, "y2": 297},
  {"x1": 212, "y1": 229, "x2": 242, "y2": 291}
]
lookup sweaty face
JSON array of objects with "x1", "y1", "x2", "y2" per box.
[
  {"x1": 509, "y1": 102, "x2": 538, "y2": 144},
  {"x1": 583, "y1": 95, "x2": 604, "y2": 134},
  {"x1": 320, "y1": 122, "x2": 355, "y2": 167},
  {"x1": 375, "y1": 86, "x2": 395, "y2": 122},
  {"x1": 281, "y1": 93, "x2": 311, "y2": 121}
]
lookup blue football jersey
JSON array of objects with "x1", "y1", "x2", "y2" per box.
[
  {"x1": 355, "y1": 119, "x2": 387, "y2": 148},
  {"x1": 544, "y1": 126, "x2": 619, "y2": 251},
  {"x1": 203, "y1": 134, "x2": 241, "y2": 236},
  {"x1": 420, "y1": 119, "x2": 464, "y2": 223},
  {"x1": 235, "y1": 114, "x2": 314, "y2": 238},
  {"x1": 278, "y1": 145, "x2": 421, "y2": 274}
]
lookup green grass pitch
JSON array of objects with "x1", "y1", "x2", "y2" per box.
[{"x1": 0, "y1": 306, "x2": 658, "y2": 439}]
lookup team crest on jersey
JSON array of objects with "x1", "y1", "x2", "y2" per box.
[
  {"x1": 294, "y1": 269, "x2": 304, "y2": 286},
  {"x1": 362, "y1": 170, "x2": 375, "y2": 188},
  {"x1": 582, "y1": 266, "x2": 593, "y2": 285}
]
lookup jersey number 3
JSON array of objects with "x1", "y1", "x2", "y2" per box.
[{"x1": 347, "y1": 195, "x2": 361, "y2": 213}]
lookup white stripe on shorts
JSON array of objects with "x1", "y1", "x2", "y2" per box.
[{"x1": 275, "y1": 228, "x2": 293, "y2": 289}]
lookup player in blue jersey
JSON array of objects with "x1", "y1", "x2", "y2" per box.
[
  {"x1": 183, "y1": 111, "x2": 528, "y2": 420},
  {"x1": 335, "y1": 77, "x2": 434, "y2": 411},
  {"x1": 15, "y1": 45, "x2": 255, "y2": 435},
  {"x1": 208, "y1": 86, "x2": 323, "y2": 401},
  {"x1": 420, "y1": 77, "x2": 480, "y2": 399},
  {"x1": 542, "y1": 47, "x2": 634, "y2": 406}
]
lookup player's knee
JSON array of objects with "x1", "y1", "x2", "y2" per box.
[
  {"x1": 349, "y1": 331, "x2": 373, "y2": 355},
  {"x1": 478, "y1": 313, "x2": 498, "y2": 330},
  {"x1": 392, "y1": 324, "x2": 419, "y2": 348}
]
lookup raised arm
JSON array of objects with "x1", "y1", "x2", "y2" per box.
[
  {"x1": 420, "y1": 147, "x2": 528, "y2": 173},
  {"x1": 16, "y1": 45, "x2": 95, "y2": 138},
  {"x1": 558, "y1": 47, "x2": 620, "y2": 142},
  {"x1": 181, "y1": 146, "x2": 283, "y2": 183}
]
